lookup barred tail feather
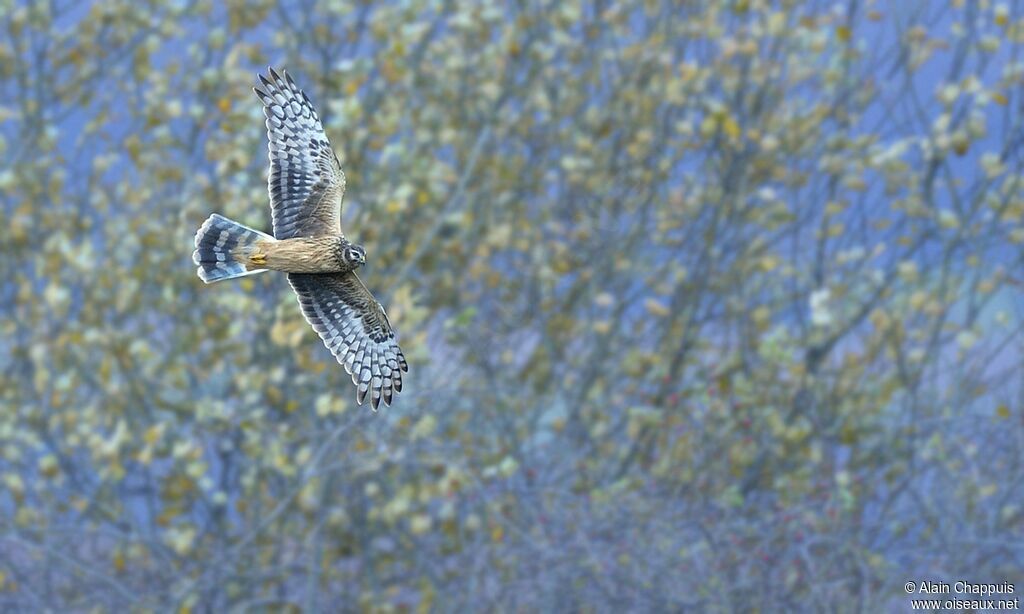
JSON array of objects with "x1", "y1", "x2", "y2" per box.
[{"x1": 192, "y1": 214, "x2": 272, "y2": 283}]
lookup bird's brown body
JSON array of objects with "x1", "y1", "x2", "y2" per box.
[{"x1": 239, "y1": 235, "x2": 357, "y2": 274}]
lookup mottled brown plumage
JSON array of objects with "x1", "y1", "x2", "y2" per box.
[
  {"x1": 192, "y1": 67, "x2": 408, "y2": 409},
  {"x1": 237, "y1": 236, "x2": 361, "y2": 274}
]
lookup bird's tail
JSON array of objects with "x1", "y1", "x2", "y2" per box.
[{"x1": 193, "y1": 214, "x2": 273, "y2": 283}]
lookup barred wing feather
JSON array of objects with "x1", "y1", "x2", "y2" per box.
[
  {"x1": 288, "y1": 272, "x2": 408, "y2": 409},
  {"x1": 254, "y1": 67, "x2": 345, "y2": 239}
]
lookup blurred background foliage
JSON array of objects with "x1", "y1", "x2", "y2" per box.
[{"x1": 1, "y1": 0, "x2": 1023, "y2": 610}]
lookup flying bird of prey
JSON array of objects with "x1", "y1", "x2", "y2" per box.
[{"x1": 193, "y1": 67, "x2": 408, "y2": 409}]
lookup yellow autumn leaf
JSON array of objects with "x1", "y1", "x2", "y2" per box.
[
  {"x1": 410, "y1": 514, "x2": 433, "y2": 535},
  {"x1": 411, "y1": 414, "x2": 437, "y2": 439},
  {"x1": 143, "y1": 423, "x2": 163, "y2": 445},
  {"x1": 38, "y1": 455, "x2": 59, "y2": 478},
  {"x1": 995, "y1": 5, "x2": 1009, "y2": 26},
  {"x1": 824, "y1": 200, "x2": 846, "y2": 216},
  {"x1": 720, "y1": 114, "x2": 741, "y2": 140},
  {"x1": 752, "y1": 305, "x2": 772, "y2": 329},
  {"x1": 645, "y1": 298, "x2": 671, "y2": 317}
]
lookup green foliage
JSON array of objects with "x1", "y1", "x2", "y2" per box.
[{"x1": 1, "y1": 0, "x2": 1022, "y2": 610}]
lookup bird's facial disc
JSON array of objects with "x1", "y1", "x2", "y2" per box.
[{"x1": 344, "y1": 245, "x2": 366, "y2": 267}]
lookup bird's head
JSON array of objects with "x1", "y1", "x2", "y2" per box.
[{"x1": 342, "y1": 243, "x2": 367, "y2": 268}]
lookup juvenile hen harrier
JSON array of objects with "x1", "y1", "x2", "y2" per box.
[{"x1": 193, "y1": 67, "x2": 408, "y2": 409}]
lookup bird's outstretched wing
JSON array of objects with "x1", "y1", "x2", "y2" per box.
[
  {"x1": 254, "y1": 67, "x2": 345, "y2": 239},
  {"x1": 288, "y1": 272, "x2": 408, "y2": 409}
]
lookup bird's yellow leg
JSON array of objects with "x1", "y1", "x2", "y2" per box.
[{"x1": 246, "y1": 241, "x2": 269, "y2": 266}]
